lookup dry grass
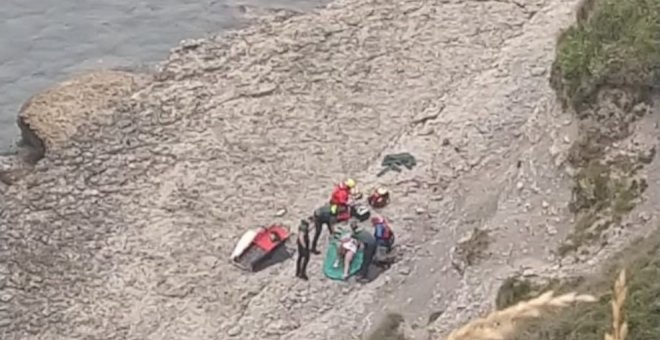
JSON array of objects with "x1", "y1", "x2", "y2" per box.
[
  {"x1": 375, "y1": 270, "x2": 632, "y2": 340},
  {"x1": 443, "y1": 269, "x2": 632, "y2": 340},
  {"x1": 604, "y1": 270, "x2": 628, "y2": 340},
  {"x1": 445, "y1": 291, "x2": 596, "y2": 340},
  {"x1": 495, "y1": 230, "x2": 660, "y2": 340},
  {"x1": 495, "y1": 276, "x2": 586, "y2": 310}
]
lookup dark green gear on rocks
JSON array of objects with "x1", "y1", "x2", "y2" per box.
[{"x1": 377, "y1": 152, "x2": 417, "y2": 177}]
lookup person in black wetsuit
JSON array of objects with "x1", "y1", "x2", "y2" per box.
[
  {"x1": 295, "y1": 218, "x2": 312, "y2": 280},
  {"x1": 310, "y1": 203, "x2": 338, "y2": 255}
]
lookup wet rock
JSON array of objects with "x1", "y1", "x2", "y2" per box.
[{"x1": 0, "y1": 154, "x2": 31, "y2": 185}]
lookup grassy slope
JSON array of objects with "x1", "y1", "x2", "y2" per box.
[
  {"x1": 551, "y1": 0, "x2": 660, "y2": 254},
  {"x1": 502, "y1": 229, "x2": 660, "y2": 340},
  {"x1": 500, "y1": 0, "x2": 660, "y2": 338}
]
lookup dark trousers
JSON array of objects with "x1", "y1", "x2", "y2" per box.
[
  {"x1": 311, "y1": 218, "x2": 333, "y2": 252},
  {"x1": 377, "y1": 235, "x2": 395, "y2": 252},
  {"x1": 296, "y1": 243, "x2": 310, "y2": 277},
  {"x1": 359, "y1": 243, "x2": 377, "y2": 278}
]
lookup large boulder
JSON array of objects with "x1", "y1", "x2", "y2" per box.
[{"x1": 17, "y1": 70, "x2": 148, "y2": 156}]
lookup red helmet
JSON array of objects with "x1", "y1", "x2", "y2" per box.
[{"x1": 371, "y1": 216, "x2": 385, "y2": 224}]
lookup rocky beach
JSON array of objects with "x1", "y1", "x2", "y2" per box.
[{"x1": 1, "y1": 0, "x2": 658, "y2": 339}]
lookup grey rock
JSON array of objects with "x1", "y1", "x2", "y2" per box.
[
  {"x1": 0, "y1": 293, "x2": 13, "y2": 303},
  {"x1": 227, "y1": 326, "x2": 242, "y2": 337}
]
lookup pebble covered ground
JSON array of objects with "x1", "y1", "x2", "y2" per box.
[{"x1": 2, "y1": 0, "x2": 658, "y2": 339}]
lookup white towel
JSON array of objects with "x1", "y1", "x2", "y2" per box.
[{"x1": 342, "y1": 240, "x2": 358, "y2": 254}]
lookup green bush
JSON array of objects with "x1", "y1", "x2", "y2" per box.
[{"x1": 550, "y1": 0, "x2": 660, "y2": 111}]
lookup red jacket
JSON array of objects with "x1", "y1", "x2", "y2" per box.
[{"x1": 330, "y1": 184, "x2": 350, "y2": 206}]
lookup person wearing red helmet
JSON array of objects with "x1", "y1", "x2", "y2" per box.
[{"x1": 371, "y1": 215, "x2": 395, "y2": 253}]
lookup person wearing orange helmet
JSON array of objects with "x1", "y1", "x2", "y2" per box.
[{"x1": 330, "y1": 178, "x2": 358, "y2": 219}]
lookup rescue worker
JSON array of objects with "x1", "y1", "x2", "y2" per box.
[
  {"x1": 295, "y1": 218, "x2": 311, "y2": 280},
  {"x1": 311, "y1": 203, "x2": 338, "y2": 255},
  {"x1": 350, "y1": 221, "x2": 377, "y2": 283},
  {"x1": 330, "y1": 178, "x2": 358, "y2": 218},
  {"x1": 372, "y1": 216, "x2": 395, "y2": 252}
]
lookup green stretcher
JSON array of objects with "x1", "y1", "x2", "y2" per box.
[{"x1": 323, "y1": 236, "x2": 364, "y2": 281}]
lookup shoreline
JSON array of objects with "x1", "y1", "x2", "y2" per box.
[
  {"x1": 0, "y1": 5, "x2": 320, "y2": 185},
  {"x1": 0, "y1": 2, "x2": 326, "y2": 154}
]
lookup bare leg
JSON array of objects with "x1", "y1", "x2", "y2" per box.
[
  {"x1": 343, "y1": 251, "x2": 355, "y2": 280},
  {"x1": 334, "y1": 246, "x2": 342, "y2": 268}
]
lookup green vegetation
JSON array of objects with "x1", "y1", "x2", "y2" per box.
[
  {"x1": 559, "y1": 158, "x2": 646, "y2": 256},
  {"x1": 495, "y1": 276, "x2": 585, "y2": 310},
  {"x1": 551, "y1": 0, "x2": 660, "y2": 254},
  {"x1": 504, "y1": 228, "x2": 660, "y2": 340},
  {"x1": 550, "y1": 0, "x2": 660, "y2": 112},
  {"x1": 497, "y1": 0, "x2": 660, "y2": 336}
]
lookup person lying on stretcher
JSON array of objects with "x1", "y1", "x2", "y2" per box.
[{"x1": 333, "y1": 233, "x2": 362, "y2": 280}]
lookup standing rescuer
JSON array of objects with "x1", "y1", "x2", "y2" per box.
[
  {"x1": 295, "y1": 218, "x2": 312, "y2": 280},
  {"x1": 311, "y1": 203, "x2": 338, "y2": 255}
]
